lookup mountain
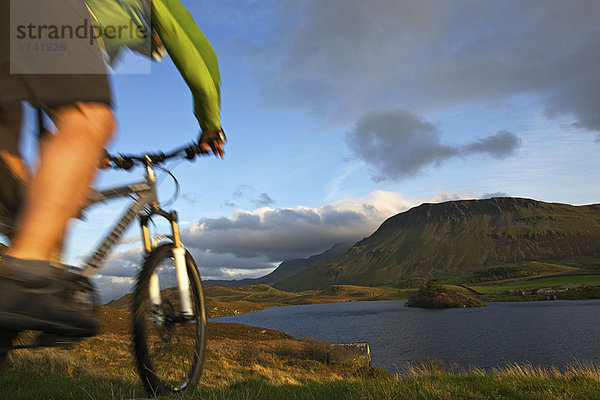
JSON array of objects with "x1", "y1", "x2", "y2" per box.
[
  {"x1": 202, "y1": 242, "x2": 353, "y2": 288},
  {"x1": 275, "y1": 198, "x2": 600, "y2": 291}
]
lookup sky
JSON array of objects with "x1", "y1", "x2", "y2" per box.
[{"x1": 6, "y1": 0, "x2": 600, "y2": 303}]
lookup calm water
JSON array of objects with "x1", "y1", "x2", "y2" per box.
[{"x1": 210, "y1": 299, "x2": 600, "y2": 373}]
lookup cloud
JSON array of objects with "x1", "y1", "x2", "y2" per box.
[
  {"x1": 481, "y1": 192, "x2": 509, "y2": 199},
  {"x1": 94, "y1": 276, "x2": 135, "y2": 305},
  {"x1": 346, "y1": 110, "x2": 520, "y2": 181},
  {"x1": 464, "y1": 131, "x2": 521, "y2": 159},
  {"x1": 181, "y1": 189, "x2": 472, "y2": 263},
  {"x1": 248, "y1": 0, "x2": 600, "y2": 137},
  {"x1": 181, "y1": 192, "x2": 202, "y2": 205},
  {"x1": 89, "y1": 246, "x2": 142, "y2": 303},
  {"x1": 224, "y1": 185, "x2": 275, "y2": 208},
  {"x1": 97, "y1": 246, "x2": 144, "y2": 278},
  {"x1": 254, "y1": 193, "x2": 274, "y2": 207}
]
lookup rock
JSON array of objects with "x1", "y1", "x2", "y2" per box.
[{"x1": 327, "y1": 342, "x2": 371, "y2": 367}]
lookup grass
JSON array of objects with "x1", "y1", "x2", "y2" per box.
[
  {"x1": 3, "y1": 348, "x2": 600, "y2": 399},
  {"x1": 471, "y1": 274, "x2": 600, "y2": 294}
]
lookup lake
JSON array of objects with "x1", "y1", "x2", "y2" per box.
[{"x1": 210, "y1": 299, "x2": 600, "y2": 373}]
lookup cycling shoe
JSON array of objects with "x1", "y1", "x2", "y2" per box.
[{"x1": 0, "y1": 257, "x2": 98, "y2": 337}]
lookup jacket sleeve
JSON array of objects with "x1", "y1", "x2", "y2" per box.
[{"x1": 151, "y1": 0, "x2": 221, "y2": 132}]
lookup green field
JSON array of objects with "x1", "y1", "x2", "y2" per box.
[{"x1": 470, "y1": 274, "x2": 600, "y2": 294}]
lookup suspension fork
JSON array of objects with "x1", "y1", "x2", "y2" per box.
[
  {"x1": 141, "y1": 211, "x2": 193, "y2": 318},
  {"x1": 170, "y1": 213, "x2": 193, "y2": 317},
  {"x1": 141, "y1": 221, "x2": 161, "y2": 312}
]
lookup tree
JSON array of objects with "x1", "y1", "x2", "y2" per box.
[{"x1": 420, "y1": 279, "x2": 443, "y2": 297}]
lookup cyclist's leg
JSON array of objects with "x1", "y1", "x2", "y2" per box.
[
  {"x1": 7, "y1": 102, "x2": 115, "y2": 261},
  {"x1": 0, "y1": 103, "x2": 113, "y2": 336},
  {"x1": 0, "y1": 0, "x2": 112, "y2": 336}
]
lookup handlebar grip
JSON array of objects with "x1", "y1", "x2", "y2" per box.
[{"x1": 111, "y1": 155, "x2": 134, "y2": 170}]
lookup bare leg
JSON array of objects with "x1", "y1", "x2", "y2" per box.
[{"x1": 7, "y1": 102, "x2": 115, "y2": 261}]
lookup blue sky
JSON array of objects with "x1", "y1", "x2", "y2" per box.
[{"x1": 7, "y1": 0, "x2": 600, "y2": 302}]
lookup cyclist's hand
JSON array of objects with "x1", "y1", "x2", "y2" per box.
[
  {"x1": 98, "y1": 148, "x2": 111, "y2": 169},
  {"x1": 198, "y1": 129, "x2": 226, "y2": 158}
]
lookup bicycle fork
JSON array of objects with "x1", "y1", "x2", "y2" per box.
[{"x1": 142, "y1": 212, "x2": 194, "y2": 320}]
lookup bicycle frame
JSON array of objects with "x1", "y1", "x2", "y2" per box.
[{"x1": 81, "y1": 160, "x2": 193, "y2": 316}]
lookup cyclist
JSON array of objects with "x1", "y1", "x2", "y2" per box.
[{"x1": 0, "y1": 0, "x2": 224, "y2": 337}]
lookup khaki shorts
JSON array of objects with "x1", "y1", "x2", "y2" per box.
[{"x1": 0, "y1": 0, "x2": 112, "y2": 109}]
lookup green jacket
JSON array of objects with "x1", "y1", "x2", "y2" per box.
[{"x1": 86, "y1": 0, "x2": 221, "y2": 132}]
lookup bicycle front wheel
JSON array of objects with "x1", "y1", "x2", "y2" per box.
[{"x1": 132, "y1": 243, "x2": 207, "y2": 396}]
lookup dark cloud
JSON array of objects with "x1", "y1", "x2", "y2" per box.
[
  {"x1": 346, "y1": 110, "x2": 520, "y2": 181},
  {"x1": 250, "y1": 0, "x2": 600, "y2": 139},
  {"x1": 183, "y1": 207, "x2": 370, "y2": 261},
  {"x1": 464, "y1": 131, "x2": 521, "y2": 159}
]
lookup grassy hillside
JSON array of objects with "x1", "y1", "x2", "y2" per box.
[{"x1": 276, "y1": 198, "x2": 600, "y2": 291}]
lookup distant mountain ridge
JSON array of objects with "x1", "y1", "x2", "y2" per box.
[
  {"x1": 275, "y1": 198, "x2": 600, "y2": 291},
  {"x1": 203, "y1": 242, "x2": 353, "y2": 288}
]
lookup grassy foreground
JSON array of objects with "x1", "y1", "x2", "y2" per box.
[
  {"x1": 2, "y1": 348, "x2": 600, "y2": 400},
  {"x1": 2, "y1": 306, "x2": 600, "y2": 400}
]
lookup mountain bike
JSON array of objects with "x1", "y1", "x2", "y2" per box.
[{"x1": 0, "y1": 140, "x2": 210, "y2": 396}]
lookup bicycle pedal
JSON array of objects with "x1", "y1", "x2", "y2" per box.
[{"x1": 33, "y1": 333, "x2": 84, "y2": 349}]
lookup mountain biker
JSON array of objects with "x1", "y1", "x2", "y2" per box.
[{"x1": 0, "y1": 0, "x2": 224, "y2": 337}]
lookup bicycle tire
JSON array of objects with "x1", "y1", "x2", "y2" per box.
[{"x1": 132, "y1": 243, "x2": 207, "y2": 396}]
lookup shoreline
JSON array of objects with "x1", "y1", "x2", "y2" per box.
[{"x1": 204, "y1": 289, "x2": 600, "y2": 318}]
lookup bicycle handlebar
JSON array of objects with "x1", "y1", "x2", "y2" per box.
[{"x1": 108, "y1": 142, "x2": 209, "y2": 171}]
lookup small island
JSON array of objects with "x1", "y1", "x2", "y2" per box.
[{"x1": 407, "y1": 280, "x2": 485, "y2": 309}]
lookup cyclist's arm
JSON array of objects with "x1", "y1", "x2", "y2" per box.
[{"x1": 151, "y1": 0, "x2": 222, "y2": 133}]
